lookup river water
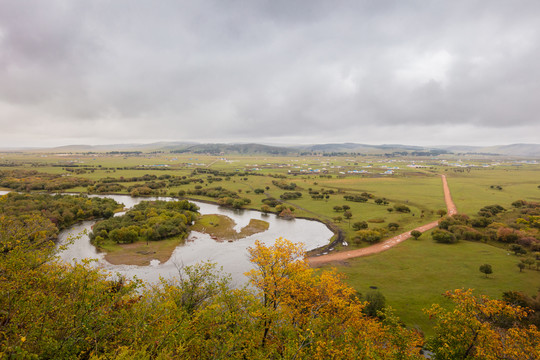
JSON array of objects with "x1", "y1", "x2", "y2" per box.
[{"x1": 49, "y1": 194, "x2": 333, "y2": 286}]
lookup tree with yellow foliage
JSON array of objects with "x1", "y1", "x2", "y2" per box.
[
  {"x1": 246, "y1": 238, "x2": 424, "y2": 359},
  {"x1": 425, "y1": 288, "x2": 540, "y2": 359}
]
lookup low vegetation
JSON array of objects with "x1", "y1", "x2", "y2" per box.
[
  {"x1": 190, "y1": 214, "x2": 269, "y2": 241},
  {"x1": 0, "y1": 169, "x2": 93, "y2": 192},
  {"x1": 0, "y1": 192, "x2": 121, "y2": 231}
]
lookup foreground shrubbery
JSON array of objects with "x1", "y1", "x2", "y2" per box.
[
  {"x1": 1, "y1": 224, "x2": 539, "y2": 359},
  {"x1": 1, "y1": 193, "x2": 539, "y2": 359}
]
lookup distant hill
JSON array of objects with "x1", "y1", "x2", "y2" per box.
[
  {"x1": 294, "y1": 143, "x2": 427, "y2": 154},
  {"x1": 439, "y1": 144, "x2": 540, "y2": 157},
  {"x1": 37, "y1": 142, "x2": 198, "y2": 153},
  {"x1": 4, "y1": 141, "x2": 539, "y2": 157},
  {"x1": 167, "y1": 143, "x2": 296, "y2": 155}
]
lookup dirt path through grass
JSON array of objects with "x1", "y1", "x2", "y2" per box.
[{"x1": 308, "y1": 175, "x2": 456, "y2": 266}]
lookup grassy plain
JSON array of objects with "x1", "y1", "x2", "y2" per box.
[
  {"x1": 445, "y1": 166, "x2": 540, "y2": 214},
  {"x1": 329, "y1": 231, "x2": 540, "y2": 336}
]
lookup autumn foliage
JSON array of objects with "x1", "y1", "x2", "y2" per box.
[
  {"x1": 425, "y1": 289, "x2": 540, "y2": 359},
  {"x1": 1, "y1": 214, "x2": 539, "y2": 359}
]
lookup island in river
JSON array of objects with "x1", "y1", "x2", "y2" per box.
[{"x1": 93, "y1": 200, "x2": 270, "y2": 266}]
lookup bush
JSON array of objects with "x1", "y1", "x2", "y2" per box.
[
  {"x1": 387, "y1": 223, "x2": 400, "y2": 231},
  {"x1": 352, "y1": 221, "x2": 368, "y2": 231},
  {"x1": 280, "y1": 192, "x2": 302, "y2": 200},
  {"x1": 262, "y1": 198, "x2": 281, "y2": 207},
  {"x1": 496, "y1": 227, "x2": 520, "y2": 243},
  {"x1": 432, "y1": 229, "x2": 458, "y2": 244},
  {"x1": 471, "y1": 217, "x2": 492, "y2": 228},
  {"x1": 363, "y1": 291, "x2": 386, "y2": 318},
  {"x1": 449, "y1": 225, "x2": 483, "y2": 241},
  {"x1": 478, "y1": 204, "x2": 505, "y2": 217},
  {"x1": 355, "y1": 229, "x2": 383, "y2": 244},
  {"x1": 393, "y1": 204, "x2": 411, "y2": 213}
]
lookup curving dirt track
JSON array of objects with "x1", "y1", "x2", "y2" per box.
[{"x1": 308, "y1": 174, "x2": 457, "y2": 266}]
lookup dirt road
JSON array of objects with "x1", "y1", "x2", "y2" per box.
[{"x1": 308, "y1": 174, "x2": 456, "y2": 266}]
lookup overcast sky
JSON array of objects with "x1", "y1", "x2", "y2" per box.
[{"x1": 1, "y1": 1, "x2": 539, "y2": 148}]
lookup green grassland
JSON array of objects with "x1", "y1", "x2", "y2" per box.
[
  {"x1": 445, "y1": 166, "x2": 540, "y2": 214},
  {"x1": 328, "y1": 231, "x2": 540, "y2": 336}
]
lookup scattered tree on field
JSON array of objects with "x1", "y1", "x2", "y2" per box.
[
  {"x1": 436, "y1": 209, "x2": 447, "y2": 217},
  {"x1": 352, "y1": 221, "x2": 368, "y2": 231},
  {"x1": 479, "y1": 264, "x2": 493, "y2": 278}
]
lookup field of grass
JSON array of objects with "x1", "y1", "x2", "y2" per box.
[
  {"x1": 328, "y1": 232, "x2": 540, "y2": 335},
  {"x1": 445, "y1": 166, "x2": 540, "y2": 214}
]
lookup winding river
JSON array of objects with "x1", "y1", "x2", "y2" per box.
[{"x1": 14, "y1": 193, "x2": 333, "y2": 286}]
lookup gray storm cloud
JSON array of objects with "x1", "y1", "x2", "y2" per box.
[{"x1": 0, "y1": 0, "x2": 539, "y2": 147}]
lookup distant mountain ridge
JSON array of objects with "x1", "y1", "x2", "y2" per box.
[{"x1": 3, "y1": 142, "x2": 539, "y2": 157}]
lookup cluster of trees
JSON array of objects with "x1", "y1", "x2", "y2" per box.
[
  {"x1": 0, "y1": 169, "x2": 93, "y2": 192},
  {"x1": 280, "y1": 191, "x2": 302, "y2": 200},
  {"x1": 343, "y1": 194, "x2": 369, "y2": 202},
  {"x1": 354, "y1": 228, "x2": 388, "y2": 244},
  {"x1": 260, "y1": 204, "x2": 296, "y2": 219},
  {"x1": 98, "y1": 174, "x2": 162, "y2": 183},
  {"x1": 308, "y1": 188, "x2": 334, "y2": 200},
  {"x1": 272, "y1": 179, "x2": 297, "y2": 190},
  {"x1": 90, "y1": 200, "x2": 199, "y2": 245},
  {"x1": 478, "y1": 204, "x2": 506, "y2": 217},
  {"x1": 0, "y1": 192, "x2": 120, "y2": 231},
  {"x1": 393, "y1": 204, "x2": 411, "y2": 213},
  {"x1": 191, "y1": 168, "x2": 252, "y2": 178},
  {"x1": 127, "y1": 181, "x2": 168, "y2": 197},
  {"x1": 275, "y1": 204, "x2": 296, "y2": 219},
  {"x1": 434, "y1": 202, "x2": 540, "y2": 251},
  {"x1": 1, "y1": 230, "x2": 538, "y2": 359},
  {"x1": 187, "y1": 185, "x2": 238, "y2": 199},
  {"x1": 216, "y1": 196, "x2": 251, "y2": 209},
  {"x1": 96, "y1": 174, "x2": 207, "y2": 195},
  {"x1": 261, "y1": 197, "x2": 282, "y2": 208},
  {"x1": 87, "y1": 182, "x2": 126, "y2": 194},
  {"x1": 342, "y1": 192, "x2": 383, "y2": 204}
]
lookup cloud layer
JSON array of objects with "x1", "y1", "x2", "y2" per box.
[{"x1": 1, "y1": 1, "x2": 539, "y2": 147}]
